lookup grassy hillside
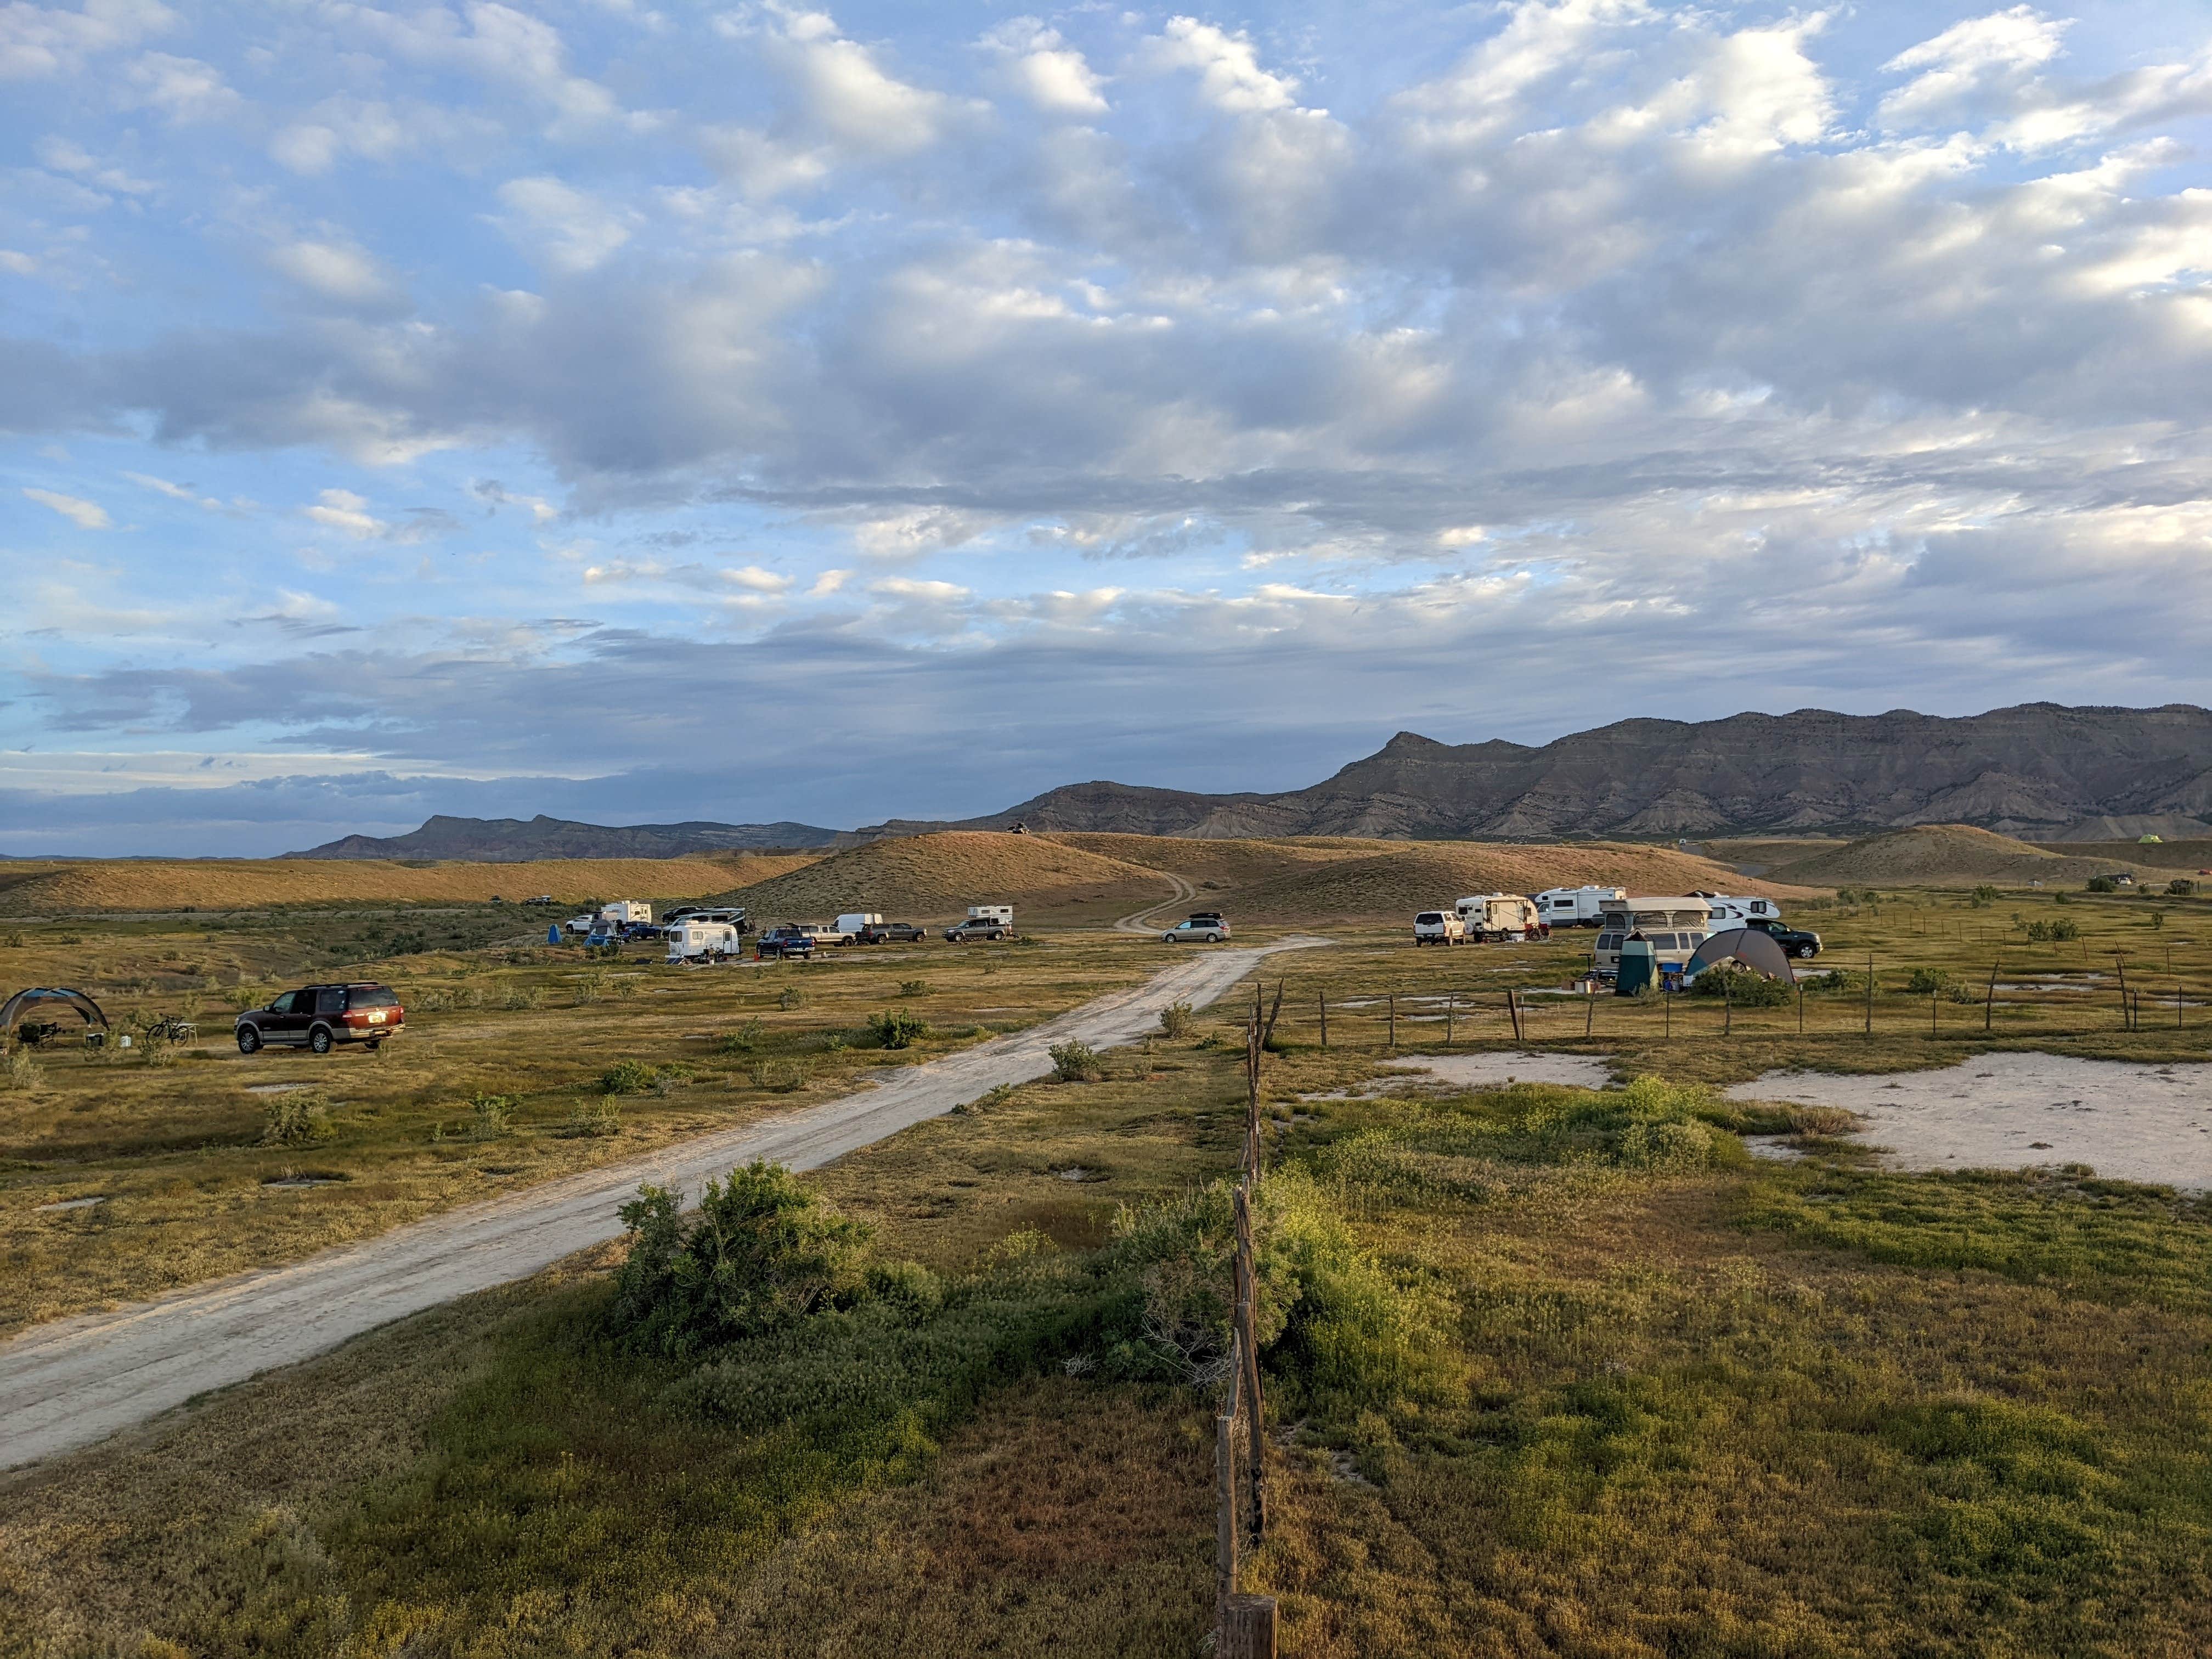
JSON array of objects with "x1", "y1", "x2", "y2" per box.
[
  {"x1": 721, "y1": 832, "x2": 1175, "y2": 923},
  {"x1": 1772, "y1": 825, "x2": 2160, "y2": 888},
  {"x1": 0, "y1": 853, "x2": 821, "y2": 914}
]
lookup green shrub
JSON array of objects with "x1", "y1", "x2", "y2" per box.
[
  {"x1": 1971, "y1": 884, "x2": 1999, "y2": 905},
  {"x1": 1049, "y1": 1040, "x2": 1104, "y2": 1082},
  {"x1": 2052, "y1": 919, "x2": 2080, "y2": 941},
  {"x1": 1808, "y1": 967, "x2": 1866, "y2": 995},
  {"x1": 1690, "y1": 967, "x2": 1793, "y2": 1006},
  {"x1": 2169, "y1": 879, "x2": 2196, "y2": 897},
  {"x1": 868, "y1": 1009, "x2": 928, "y2": 1049},
  {"x1": 4, "y1": 1048, "x2": 45, "y2": 1091},
  {"x1": 749, "y1": 1058, "x2": 812, "y2": 1092},
  {"x1": 2086, "y1": 876, "x2": 2118, "y2": 894},
  {"x1": 261, "y1": 1093, "x2": 333, "y2": 1146},
  {"x1": 611, "y1": 1161, "x2": 873, "y2": 1358},
  {"x1": 1617, "y1": 1118, "x2": 1716, "y2": 1173},
  {"x1": 778, "y1": 985, "x2": 805, "y2": 1010},
  {"x1": 564, "y1": 1098, "x2": 622, "y2": 1137},
  {"x1": 1948, "y1": 983, "x2": 1982, "y2": 1004},
  {"x1": 470, "y1": 1092, "x2": 514, "y2": 1137},
  {"x1": 2025, "y1": 921, "x2": 2051, "y2": 942},
  {"x1": 2149, "y1": 910, "x2": 2165, "y2": 930},
  {"x1": 716, "y1": 1017, "x2": 765, "y2": 1055},
  {"x1": 1158, "y1": 1000, "x2": 1195, "y2": 1039},
  {"x1": 898, "y1": 979, "x2": 930, "y2": 998},
  {"x1": 600, "y1": 1058, "x2": 657, "y2": 1095},
  {"x1": 1905, "y1": 967, "x2": 1950, "y2": 995}
]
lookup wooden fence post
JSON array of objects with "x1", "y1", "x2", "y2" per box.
[
  {"x1": 1387, "y1": 994, "x2": 1396, "y2": 1050},
  {"x1": 1446, "y1": 992, "x2": 1455, "y2": 1046},
  {"x1": 1506, "y1": 988, "x2": 1523, "y2": 1043},
  {"x1": 1723, "y1": 978, "x2": 1732, "y2": 1036},
  {"x1": 2115, "y1": 956, "x2": 2130, "y2": 1031},
  {"x1": 1865, "y1": 955, "x2": 1875, "y2": 1037},
  {"x1": 1222, "y1": 1596, "x2": 1279, "y2": 1659},
  {"x1": 1234, "y1": 1187, "x2": 1265, "y2": 1544},
  {"x1": 1797, "y1": 977, "x2": 1804, "y2": 1035},
  {"x1": 1215, "y1": 1347, "x2": 1238, "y2": 1628},
  {"x1": 1318, "y1": 990, "x2": 1327, "y2": 1051},
  {"x1": 1985, "y1": 963, "x2": 1997, "y2": 1033},
  {"x1": 1585, "y1": 991, "x2": 1595, "y2": 1038}
]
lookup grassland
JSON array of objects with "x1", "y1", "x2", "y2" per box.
[{"x1": 5, "y1": 847, "x2": 2212, "y2": 1657}]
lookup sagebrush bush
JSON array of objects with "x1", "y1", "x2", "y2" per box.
[
  {"x1": 716, "y1": 1017, "x2": 764, "y2": 1055},
  {"x1": 2170, "y1": 879, "x2": 2196, "y2": 897},
  {"x1": 868, "y1": 1009, "x2": 928, "y2": 1049},
  {"x1": 4, "y1": 1047, "x2": 44, "y2": 1091},
  {"x1": 778, "y1": 986, "x2": 805, "y2": 1010},
  {"x1": 1049, "y1": 1040, "x2": 1104, "y2": 1082},
  {"x1": 261, "y1": 1093, "x2": 333, "y2": 1146},
  {"x1": 612, "y1": 1162, "x2": 874, "y2": 1357},
  {"x1": 1158, "y1": 1001, "x2": 1195, "y2": 1039},
  {"x1": 1691, "y1": 967, "x2": 1793, "y2": 1007},
  {"x1": 898, "y1": 979, "x2": 929, "y2": 998},
  {"x1": 470, "y1": 1093, "x2": 514, "y2": 1137},
  {"x1": 563, "y1": 1097, "x2": 621, "y2": 1137},
  {"x1": 600, "y1": 1058, "x2": 657, "y2": 1095},
  {"x1": 1905, "y1": 967, "x2": 1951, "y2": 995}
]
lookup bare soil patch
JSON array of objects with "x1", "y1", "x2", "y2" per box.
[{"x1": 1726, "y1": 1053, "x2": 2212, "y2": 1189}]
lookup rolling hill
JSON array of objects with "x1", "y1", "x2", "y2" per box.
[
  {"x1": 289, "y1": 814, "x2": 839, "y2": 861},
  {"x1": 715, "y1": 833, "x2": 1177, "y2": 923},
  {"x1": 1767, "y1": 826, "x2": 2162, "y2": 888}
]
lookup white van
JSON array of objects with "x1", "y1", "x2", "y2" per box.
[
  {"x1": 1533, "y1": 886, "x2": 1627, "y2": 928},
  {"x1": 832, "y1": 912, "x2": 883, "y2": 941},
  {"x1": 1593, "y1": 898, "x2": 1716, "y2": 980},
  {"x1": 1413, "y1": 910, "x2": 1466, "y2": 946},
  {"x1": 666, "y1": 921, "x2": 741, "y2": 964},
  {"x1": 1457, "y1": 893, "x2": 1542, "y2": 941}
]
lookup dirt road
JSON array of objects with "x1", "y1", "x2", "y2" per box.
[
  {"x1": 0, "y1": 939, "x2": 1325, "y2": 1470},
  {"x1": 1111, "y1": 869, "x2": 1198, "y2": 933}
]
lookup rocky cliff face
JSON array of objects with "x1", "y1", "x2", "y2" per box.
[{"x1": 897, "y1": 703, "x2": 2212, "y2": 842}]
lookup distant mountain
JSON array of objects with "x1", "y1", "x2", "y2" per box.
[
  {"x1": 286, "y1": 814, "x2": 842, "y2": 861},
  {"x1": 857, "y1": 703, "x2": 2212, "y2": 843}
]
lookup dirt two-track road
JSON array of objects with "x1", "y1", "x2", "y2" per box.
[{"x1": 0, "y1": 939, "x2": 1326, "y2": 1471}]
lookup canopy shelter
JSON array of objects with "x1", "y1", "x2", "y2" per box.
[
  {"x1": 1, "y1": 986, "x2": 110, "y2": 1040},
  {"x1": 1682, "y1": 928, "x2": 1796, "y2": 986}
]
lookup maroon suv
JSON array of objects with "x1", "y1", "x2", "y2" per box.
[{"x1": 236, "y1": 983, "x2": 405, "y2": 1054}]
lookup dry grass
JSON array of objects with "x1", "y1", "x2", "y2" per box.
[
  {"x1": 1772, "y1": 823, "x2": 2162, "y2": 887},
  {"x1": 720, "y1": 831, "x2": 1176, "y2": 924},
  {"x1": 0, "y1": 853, "x2": 819, "y2": 913}
]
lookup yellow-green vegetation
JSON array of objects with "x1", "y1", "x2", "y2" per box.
[
  {"x1": 6, "y1": 866, "x2": 2212, "y2": 1657},
  {"x1": 0, "y1": 916, "x2": 1168, "y2": 1332}
]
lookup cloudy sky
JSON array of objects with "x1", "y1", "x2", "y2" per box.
[{"x1": 3, "y1": 0, "x2": 2210, "y2": 854}]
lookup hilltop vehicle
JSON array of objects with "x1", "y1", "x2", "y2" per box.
[
  {"x1": 1414, "y1": 910, "x2": 1466, "y2": 945},
  {"x1": 1532, "y1": 886, "x2": 1626, "y2": 928},
  {"x1": 856, "y1": 921, "x2": 926, "y2": 944},
  {"x1": 755, "y1": 926, "x2": 816, "y2": 960},
  {"x1": 1163, "y1": 917, "x2": 1230, "y2": 944},
  {"x1": 525, "y1": 895, "x2": 556, "y2": 906},
  {"x1": 1593, "y1": 898, "x2": 1716, "y2": 980},
  {"x1": 665, "y1": 921, "x2": 742, "y2": 964},
  {"x1": 945, "y1": 915, "x2": 1010, "y2": 943},
  {"x1": 1740, "y1": 917, "x2": 1823, "y2": 959},
  {"x1": 235, "y1": 984, "x2": 404, "y2": 1055},
  {"x1": 1457, "y1": 893, "x2": 1544, "y2": 942}
]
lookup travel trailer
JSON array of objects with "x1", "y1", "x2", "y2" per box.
[
  {"x1": 599, "y1": 900, "x2": 652, "y2": 926},
  {"x1": 1456, "y1": 893, "x2": 1542, "y2": 942},
  {"x1": 1532, "y1": 886, "x2": 1627, "y2": 928},
  {"x1": 1593, "y1": 898, "x2": 1717, "y2": 980},
  {"x1": 1694, "y1": 893, "x2": 1782, "y2": 927},
  {"x1": 665, "y1": 921, "x2": 741, "y2": 964}
]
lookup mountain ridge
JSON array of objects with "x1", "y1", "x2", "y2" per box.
[{"x1": 285, "y1": 703, "x2": 2212, "y2": 859}]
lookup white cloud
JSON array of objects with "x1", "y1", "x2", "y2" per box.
[
  {"x1": 335, "y1": 0, "x2": 622, "y2": 129},
  {"x1": 723, "y1": 563, "x2": 791, "y2": 592},
  {"x1": 23, "y1": 486, "x2": 111, "y2": 528},
  {"x1": 1881, "y1": 7, "x2": 2069, "y2": 129},
  {"x1": 122, "y1": 470, "x2": 221, "y2": 509},
  {"x1": 1141, "y1": 16, "x2": 1301, "y2": 114},
  {"x1": 35, "y1": 134, "x2": 153, "y2": 193},
  {"x1": 980, "y1": 18, "x2": 1108, "y2": 116},
  {"x1": 304, "y1": 487, "x2": 385, "y2": 537},
  {"x1": 269, "y1": 239, "x2": 406, "y2": 307},
  {"x1": 0, "y1": 249, "x2": 35, "y2": 274},
  {"x1": 0, "y1": 0, "x2": 172, "y2": 79},
  {"x1": 125, "y1": 52, "x2": 240, "y2": 122},
  {"x1": 492, "y1": 176, "x2": 634, "y2": 273}
]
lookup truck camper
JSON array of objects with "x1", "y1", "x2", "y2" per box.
[{"x1": 1456, "y1": 893, "x2": 1543, "y2": 942}]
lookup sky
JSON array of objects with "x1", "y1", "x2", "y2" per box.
[{"x1": 3, "y1": 0, "x2": 2211, "y2": 855}]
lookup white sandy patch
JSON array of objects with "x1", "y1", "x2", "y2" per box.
[{"x1": 1725, "y1": 1055, "x2": 2212, "y2": 1190}]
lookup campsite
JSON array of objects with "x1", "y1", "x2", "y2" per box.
[{"x1": 4, "y1": 825, "x2": 2211, "y2": 1656}]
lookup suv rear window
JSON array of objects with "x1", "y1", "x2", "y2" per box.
[{"x1": 347, "y1": 986, "x2": 399, "y2": 1009}]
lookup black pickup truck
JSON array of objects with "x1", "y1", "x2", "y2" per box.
[{"x1": 1742, "y1": 918, "x2": 1822, "y2": 959}]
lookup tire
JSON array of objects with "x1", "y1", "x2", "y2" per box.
[
  {"x1": 366, "y1": 1040, "x2": 381, "y2": 1053},
  {"x1": 309, "y1": 1025, "x2": 333, "y2": 1055},
  {"x1": 236, "y1": 1025, "x2": 261, "y2": 1054},
  {"x1": 1794, "y1": 943, "x2": 1816, "y2": 959}
]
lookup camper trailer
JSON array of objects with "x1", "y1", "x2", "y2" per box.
[
  {"x1": 1532, "y1": 886, "x2": 1627, "y2": 928},
  {"x1": 1456, "y1": 893, "x2": 1542, "y2": 942},
  {"x1": 665, "y1": 921, "x2": 741, "y2": 965},
  {"x1": 599, "y1": 900, "x2": 652, "y2": 927},
  {"x1": 1694, "y1": 893, "x2": 1782, "y2": 927},
  {"x1": 1593, "y1": 898, "x2": 1717, "y2": 980}
]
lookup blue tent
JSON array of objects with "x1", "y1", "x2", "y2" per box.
[{"x1": 548, "y1": 924, "x2": 563, "y2": 945}]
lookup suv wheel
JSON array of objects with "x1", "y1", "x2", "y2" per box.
[
  {"x1": 236, "y1": 1025, "x2": 261, "y2": 1054},
  {"x1": 309, "y1": 1025, "x2": 334, "y2": 1055},
  {"x1": 1794, "y1": 943, "x2": 1816, "y2": 958}
]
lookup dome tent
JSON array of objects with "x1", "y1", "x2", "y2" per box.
[
  {"x1": 1, "y1": 986, "x2": 110, "y2": 1041},
  {"x1": 1681, "y1": 928, "x2": 1796, "y2": 986}
]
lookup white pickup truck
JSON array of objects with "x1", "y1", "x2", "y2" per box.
[{"x1": 1413, "y1": 910, "x2": 1466, "y2": 945}]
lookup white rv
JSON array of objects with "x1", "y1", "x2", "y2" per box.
[
  {"x1": 599, "y1": 900, "x2": 652, "y2": 926},
  {"x1": 1696, "y1": 893, "x2": 1783, "y2": 927},
  {"x1": 1593, "y1": 898, "x2": 1717, "y2": 980},
  {"x1": 968, "y1": 905, "x2": 1014, "y2": 927},
  {"x1": 1533, "y1": 886, "x2": 1627, "y2": 928},
  {"x1": 1456, "y1": 893, "x2": 1542, "y2": 942},
  {"x1": 665, "y1": 921, "x2": 741, "y2": 965},
  {"x1": 1413, "y1": 910, "x2": 1466, "y2": 946}
]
